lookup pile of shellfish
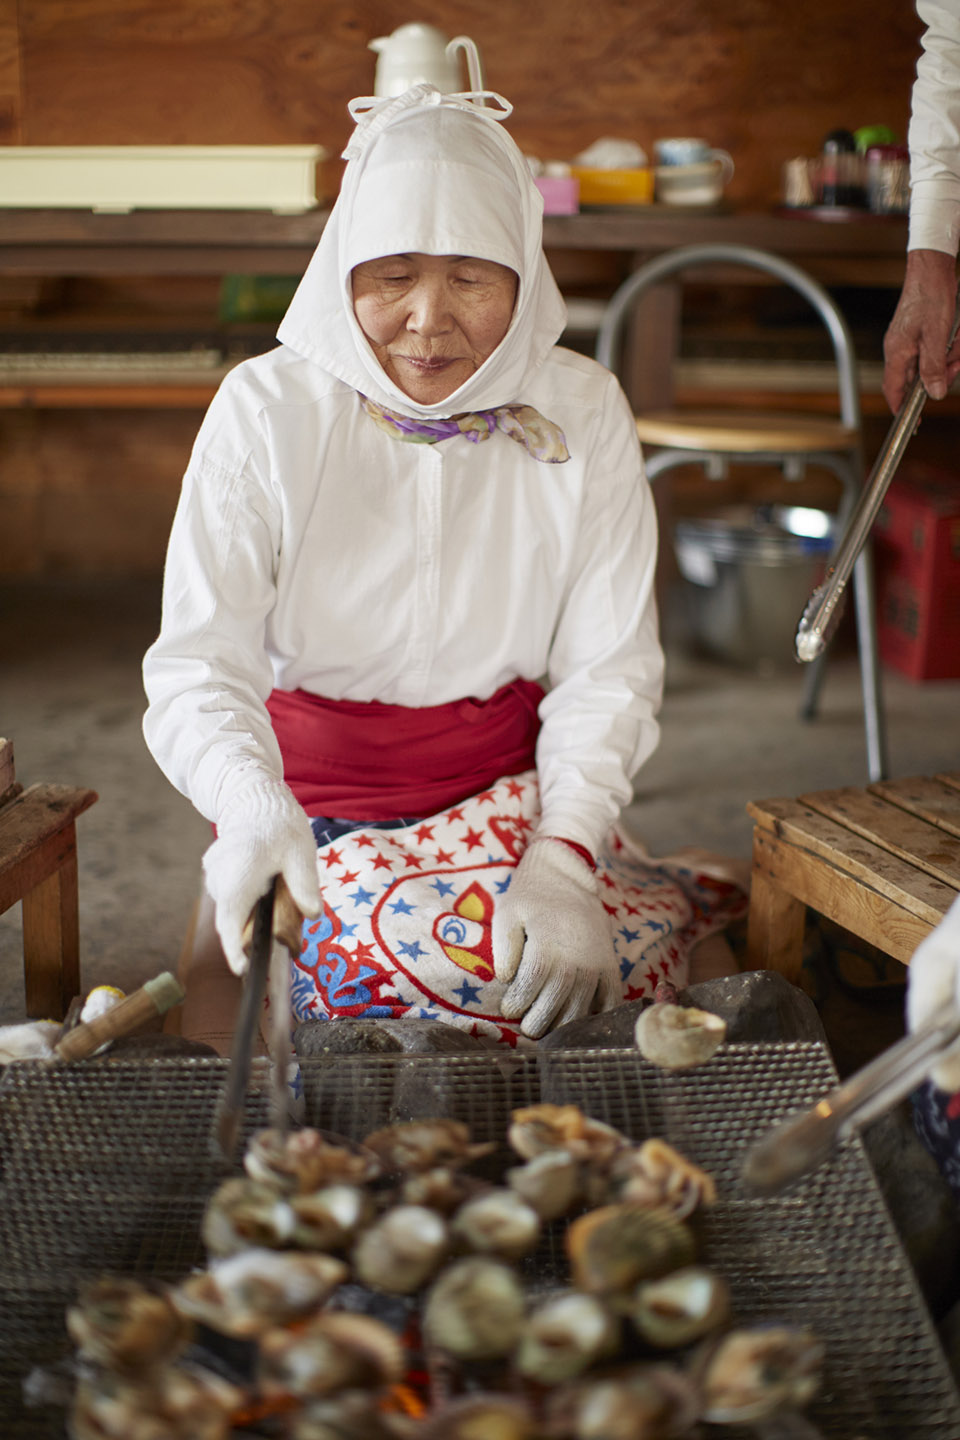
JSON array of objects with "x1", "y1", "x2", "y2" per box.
[{"x1": 66, "y1": 1105, "x2": 823, "y2": 1439}]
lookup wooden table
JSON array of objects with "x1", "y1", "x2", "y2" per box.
[{"x1": 745, "y1": 774, "x2": 960, "y2": 984}]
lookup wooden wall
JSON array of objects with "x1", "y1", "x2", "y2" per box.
[
  {"x1": 3, "y1": 0, "x2": 924, "y2": 208},
  {"x1": 0, "y1": 0, "x2": 930, "y2": 578}
]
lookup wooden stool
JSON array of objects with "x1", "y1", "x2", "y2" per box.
[
  {"x1": 745, "y1": 772, "x2": 960, "y2": 984},
  {"x1": 0, "y1": 738, "x2": 98, "y2": 1019}
]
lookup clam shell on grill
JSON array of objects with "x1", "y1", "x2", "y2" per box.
[
  {"x1": 352, "y1": 1204, "x2": 449, "y2": 1294},
  {"x1": 609, "y1": 1139, "x2": 717, "y2": 1220},
  {"x1": 418, "y1": 1394, "x2": 540, "y2": 1438},
  {"x1": 363, "y1": 1119, "x2": 495, "y2": 1173},
  {"x1": 71, "y1": 1363, "x2": 243, "y2": 1440},
  {"x1": 507, "y1": 1104, "x2": 627, "y2": 1166},
  {"x1": 515, "y1": 1291, "x2": 620, "y2": 1386},
  {"x1": 66, "y1": 1277, "x2": 189, "y2": 1372},
  {"x1": 631, "y1": 1266, "x2": 730, "y2": 1349},
  {"x1": 422, "y1": 1256, "x2": 526, "y2": 1360},
  {"x1": 566, "y1": 1203, "x2": 696, "y2": 1300},
  {"x1": 400, "y1": 1164, "x2": 487, "y2": 1214},
  {"x1": 634, "y1": 1003, "x2": 726, "y2": 1070},
  {"x1": 697, "y1": 1324, "x2": 824, "y2": 1423},
  {"x1": 290, "y1": 1183, "x2": 373, "y2": 1252},
  {"x1": 506, "y1": 1149, "x2": 583, "y2": 1220},
  {"x1": 245, "y1": 1126, "x2": 380, "y2": 1192},
  {"x1": 259, "y1": 1310, "x2": 406, "y2": 1400},
  {"x1": 450, "y1": 1188, "x2": 541, "y2": 1262},
  {"x1": 290, "y1": 1391, "x2": 413, "y2": 1439},
  {"x1": 201, "y1": 1176, "x2": 297, "y2": 1257},
  {"x1": 548, "y1": 1364, "x2": 701, "y2": 1440},
  {"x1": 172, "y1": 1248, "x2": 347, "y2": 1337}
]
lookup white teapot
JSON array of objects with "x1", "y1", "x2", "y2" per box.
[{"x1": 369, "y1": 24, "x2": 485, "y2": 98}]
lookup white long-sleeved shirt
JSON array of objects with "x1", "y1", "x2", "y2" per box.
[
  {"x1": 142, "y1": 342, "x2": 663, "y2": 857},
  {"x1": 909, "y1": 0, "x2": 960, "y2": 253}
]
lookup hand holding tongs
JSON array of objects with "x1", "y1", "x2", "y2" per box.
[
  {"x1": 795, "y1": 283, "x2": 960, "y2": 663},
  {"x1": 742, "y1": 1003, "x2": 960, "y2": 1197}
]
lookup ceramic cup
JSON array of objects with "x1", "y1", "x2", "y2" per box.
[{"x1": 655, "y1": 137, "x2": 734, "y2": 181}]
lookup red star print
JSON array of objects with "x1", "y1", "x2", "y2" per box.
[
  {"x1": 403, "y1": 853, "x2": 425, "y2": 870},
  {"x1": 434, "y1": 847, "x2": 455, "y2": 865},
  {"x1": 623, "y1": 902, "x2": 640, "y2": 916},
  {"x1": 469, "y1": 1023, "x2": 482, "y2": 1038},
  {"x1": 321, "y1": 847, "x2": 343, "y2": 869},
  {"x1": 354, "y1": 833, "x2": 375, "y2": 849},
  {"x1": 497, "y1": 1025, "x2": 520, "y2": 1048},
  {"x1": 447, "y1": 808, "x2": 465, "y2": 823},
  {"x1": 602, "y1": 902, "x2": 619, "y2": 917},
  {"x1": 350, "y1": 940, "x2": 377, "y2": 965},
  {"x1": 659, "y1": 958, "x2": 671, "y2": 977},
  {"x1": 476, "y1": 790, "x2": 496, "y2": 805},
  {"x1": 415, "y1": 824, "x2": 435, "y2": 843},
  {"x1": 516, "y1": 816, "x2": 533, "y2": 833},
  {"x1": 625, "y1": 984, "x2": 647, "y2": 1001},
  {"x1": 506, "y1": 779, "x2": 525, "y2": 799},
  {"x1": 600, "y1": 873, "x2": 617, "y2": 890},
  {"x1": 461, "y1": 827, "x2": 485, "y2": 851},
  {"x1": 371, "y1": 852, "x2": 393, "y2": 872},
  {"x1": 339, "y1": 869, "x2": 359, "y2": 885},
  {"x1": 645, "y1": 966, "x2": 659, "y2": 988}
]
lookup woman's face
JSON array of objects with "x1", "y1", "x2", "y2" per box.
[{"x1": 351, "y1": 252, "x2": 518, "y2": 404}]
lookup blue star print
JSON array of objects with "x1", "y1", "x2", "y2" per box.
[
  {"x1": 350, "y1": 885, "x2": 376, "y2": 907},
  {"x1": 389, "y1": 895, "x2": 416, "y2": 916},
  {"x1": 454, "y1": 979, "x2": 482, "y2": 1007},
  {"x1": 398, "y1": 939, "x2": 425, "y2": 960},
  {"x1": 431, "y1": 878, "x2": 455, "y2": 897}
]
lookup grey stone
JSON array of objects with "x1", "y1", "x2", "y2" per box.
[
  {"x1": 293, "y1": 1017, "x2": 493, "y2": 1057},
  {"x1": 539, "y1": 969, "x2": 826, "y2": 1050},
  {"x1": 95, "y1": 1033, "x2": 218, "y2": 1059}
]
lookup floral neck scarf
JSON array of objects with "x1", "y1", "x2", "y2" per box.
[{"x1": 359, "y1": 394, "x2": 570, "y2": 464}]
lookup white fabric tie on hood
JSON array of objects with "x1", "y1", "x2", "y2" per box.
[{"x1": 276, "y1": 84, "x2": 568, "y2": 419}]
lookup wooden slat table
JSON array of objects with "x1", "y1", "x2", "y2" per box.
[{"x1": 745, "y1": 773, "x2": 960, "y2": 984}]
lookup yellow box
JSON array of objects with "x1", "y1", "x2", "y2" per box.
[{"x1": 569, "y1": 166, "x2": 655, "y2": 206}]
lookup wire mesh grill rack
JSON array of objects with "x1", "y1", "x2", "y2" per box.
[{"x1": 1, "y1": 1042, "x2": 959, "y2": 1439}]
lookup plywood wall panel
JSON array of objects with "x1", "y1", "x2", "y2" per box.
[{"x1": 10, "y1": 0, "x2": 924, "y2": 207}]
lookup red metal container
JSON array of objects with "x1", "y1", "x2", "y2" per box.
[{"x1": 873, "y1": 460, "x2": 960, "y2": 681}]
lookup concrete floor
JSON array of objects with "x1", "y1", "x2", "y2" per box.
[{"x1": 2, "y1": 573, "x2": 959, "y2": 1030}]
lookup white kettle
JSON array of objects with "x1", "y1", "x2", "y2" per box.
[{"x1": 369, "y1": 24, "x2": 485, "y2": 98}]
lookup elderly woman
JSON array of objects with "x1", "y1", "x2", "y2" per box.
[{"x1": 143, "y1": 86, "x2": 740, "y2": 1050}]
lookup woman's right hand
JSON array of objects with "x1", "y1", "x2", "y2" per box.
[
  {"x1": 202, "y1": 779, "x2": 320, "y2": 975},
  {"x1": 882, "y1": 248, "x2": 960, "y2": 411}
]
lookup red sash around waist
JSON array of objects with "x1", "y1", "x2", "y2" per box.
[{"x1": 266, "y1": 679, "x2": 545, "y2": 821}]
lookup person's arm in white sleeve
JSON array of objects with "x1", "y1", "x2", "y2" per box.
[
  {"x1": 883, "y1": 0, "x2": 960, "y2": 409},
  {"x1": 492, "y1": 370, "x2": 663, "y2": 1038},
  {"x1": 907, "y1": 895, "x2": 960, "y2": 1091},
  {"x1": 143, "y1": 417, "x2": 319, "y2": 973}
]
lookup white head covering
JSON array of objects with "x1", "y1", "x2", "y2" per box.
[{"x1": 276, "y1": 85, "x2": 567, "y2": 418}]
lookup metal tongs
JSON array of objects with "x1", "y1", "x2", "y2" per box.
[
  {"x1": 795, "y1": 285, "x2": 960, "y2": 663},
  {"x1": 742, "y1": 1003, "x2": 960, "y2": 1197}
]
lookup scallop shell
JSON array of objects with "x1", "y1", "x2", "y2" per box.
[
  {"x1": 450, "y1": 1188, "x2": 541, "y2": 1262},
  {"x1": 549, "y1": 1364, "x2": 701, "y2": 1440},
  {"x1": 201, "y1": 1176, "x2": 297, "y2": 1257},
  {"x1": 363, "y1": 1119, "x2": 495, "y2": 1173},
  {"x1": 507, "y1": 1150, "x2": 582, "y2": 1220},
  {"x1": 515, "y1": 1291, "x2": 619, "y2": 1386},
  {"x1": 422, "y1": 1257, "x2": 527, "y2": 1361},
  {"x1": 698, "y1": 1324, "x2": 824, "y2": 1423},
  {"x1": 507, "y1": 1104, "x2": 627, "y2": 1166},
  {"x1": 634, "y1": 1003, "x2": 726, "y2": 1070},
  {"x1": 172, "y1": 1249, "x2": 348, "y2": 1337},
  {"x1": 609, "y1": 1139, "x2": 717, "y2": 1220},
  {"x1": 245, "y1": 1126, "x2": 380, "y2": 1192},
  {"x1": 66, "y1": 1277, "x2": 189, "y2": 1372},
  {"x1": 71, "y1": 1364, "x2": 242, "y2": 1440},
  {"x1": 418, "y1": 1394, "x2": 540, "y2": 1439},
  {"x1": 352, "y1": 1204, "x2": 449, "y2": 1294},
  {"x1": 565, "y1": 1203, "x2": 696, "y2": 1299},
  {"x1": 291, "y1": 1183, "x2": 373, "y2": 1252},
  {"x1": 631, "y1": 1266, "x2": 730, "y2": 1349},
  {"x1": 259, "y1": 1311, "x2": 406, "y2": 1400}
]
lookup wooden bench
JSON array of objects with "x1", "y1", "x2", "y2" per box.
[
  {"x1": 0, "y1": 738, "x2": 98, "y2": 1019},
  {"x1": 745, "y1": 773, "x2": 960, "y2": 984}
]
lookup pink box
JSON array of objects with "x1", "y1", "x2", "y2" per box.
[{"x1": 534, "y1": 175, "x2": 580, "y2": 215}]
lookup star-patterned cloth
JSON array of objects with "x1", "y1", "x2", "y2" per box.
[{"x1": 291, "y1": 770, "x2": 747, "y2": 1049}]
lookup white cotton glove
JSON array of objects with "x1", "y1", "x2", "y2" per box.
[
  {"x1": 493, "y1": 836, "x2": 621, "y2": 1040},
  {"x1": 202, "y1": 779, "x2": 321, "y2": 976},
  {"x1": 907, "y1": 895, "x2": 960, "y2": 1092}
]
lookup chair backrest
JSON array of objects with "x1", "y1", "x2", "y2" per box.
[{"x1": 594, "y1": 242, "x2": 862, "y2": 432}]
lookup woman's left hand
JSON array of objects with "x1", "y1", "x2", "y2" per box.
[{"x1": 493, "y1": 837, "x2": 621, "y2": 1038}]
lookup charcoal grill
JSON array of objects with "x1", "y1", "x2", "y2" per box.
[{"x1": 1, "y1": 1042, "x2": 958, "y2": 1439}]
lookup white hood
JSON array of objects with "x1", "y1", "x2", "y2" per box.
[{"x1": 276, "y1": 85, "x2": 568, "y2": 418}]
